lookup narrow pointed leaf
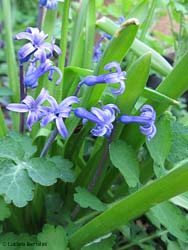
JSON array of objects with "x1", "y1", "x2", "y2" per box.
[
  {"x1": 116, "y1": 52, "x2": 151, "y2": 113},
  {"x1": 96, "y1": 17, "x2": 172, "y2": 76},
  {"x1": 87, "y1": 18, "x2": 139, "y2": 106},
  {"x1": 69, "y1": 159, "x2": 188, "y2": 249}
]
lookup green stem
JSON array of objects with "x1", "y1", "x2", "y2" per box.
[
  {"x1": 0, "y1": 108, "x2": 7, "y2": 137},
  {"x1": 19, "y1": 64, "x2": 25, "y2": 133},
  {"x1": 37, "y1": 3, "x2": 44, "y2": 30},
  {"x1": 2, "y1": 0, "x2": 19, "y2": 130},
  {"x1": 139, "y1": 0, "x2": 157, "y2": 41},
  {"x1": 56, "y1": 0, "x2": 70, "y2": 102},
  {"x1": 2, "y1": 0, "x2": 19, "y2": 102},
  {"x1": 167, "y1": 7, "x2": 177, "y2": 52},
  {"x1": 8, "y1": 206, "x2": 25, "y2": 233},
  {"x1": 40, "y1": 127, "x2": 58, "y2": 157},
  {"x1": 117, "y1": 230, "x2": 168, "y2": 250}
]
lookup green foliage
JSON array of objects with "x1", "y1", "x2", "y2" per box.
[
  {"x1": 146, "y1": 114, "x2": 172, "y2": 176},
  {"x1": 0, "y1": 197, "x2": 11, "y2": 221},
  {"x1": 69, "y1": 159, "x2": 188, "y2": 249},
  {"x1": 0, "y1": 133, "x2": 74, "y2": 207},
  {"x1": 0, "y1": 233, "x2": 37, "y2": 250},
  {"x1": 2, "y1": 0, "x2": 188, "y2": 249},
  {"x1": 149, "y1": 201, "x2": 188, "y2": 241},
  {"x1": 167, "y1": 120, "x2": 188, "y2": 163},
  {"x1": 50, "y1": 156, "x2": 75, "y2": 183},
  {"x1": 35, "y1": 224, "x2": 69, "y2": 250},
  {"x1": 109, "y1": 140, "x2": 139, "y2": 187},
  {"x1": 74, "y1": 187, "x2": 107, "y2": 212}
]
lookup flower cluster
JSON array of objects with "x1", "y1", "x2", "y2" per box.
[
  {"x1": 39, "y1": 0, "x2": 64, "y2": 10},
  {"x1": 7, "y1": 59, "x2": 156, "y2": 140},
  {"x1": 8, "y1": 24, "x2": 157, "y2": 143},
  {"x1": 14, "y1": 27, "x2": 62, "y2": 88},
  {"x1": 7, "y1": 88, "x2": 79, "y2": 138}
]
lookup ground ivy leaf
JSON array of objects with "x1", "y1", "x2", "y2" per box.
[
  {"x1": 8, "y1": 131, "x2": 37, "y2": 160},
  {"x1": 0, "y1": 197, "x2": 11, "y2": 221},
  {"x1": 167, "y1": 121, "x2": 188, "y2": 163},
  {"x1": 146, "y1": 114, "x2": 171, "y2": 175},
  {"x1": 74, "y1": 187, "x2": 107, "y2": 212},
  {"x1": 0, "y1": 136, "x2": 24, "y2": 162},
  {"x1": 26, "y1": 158, "x2": 60, "y2": 186},
  {"x1": 0, "y1": 160, "x2": 34, "y2": 207},
  {"x1": 109, "y1": 140, "x2": 139, "y2": 187},
  {"x1": 50, "y1": 156, "x2": 75, "y2": 183},
  {"x1": 35, "y1": 224, "x2": 69, "y2": 250},
  {"x1": 150, "y1": 201, "x2": 188, "y2": 242}
]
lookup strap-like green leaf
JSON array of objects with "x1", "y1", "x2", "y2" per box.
[
  {"x1": 86, "y1": 18, "x2": 139, "y2": 107},
  {"x1": 69, "y1": 159, "x2": 188, "y2": 249},
  {"x1": 96, "y1": 17, "x2": 172, "y2": 76}
]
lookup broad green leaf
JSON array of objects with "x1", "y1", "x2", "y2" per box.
[
  {"x1": 69, "y1": 159, "x2": 188, "y2": 249},
  {"x1": 0, "y1": 135, "x2": 63, "y2": 207},
  {"x1": 50, "y1": 156, "x2": 75, "y2": 183},
  {"x1": 35, "y1": 224, "x2": 69, "y2": 250},
  {"x1": 0, "y1": 197, "x2": 11, "y2": 221},
  {"x1": 109, "y1": 140, "x2": 139, "y2": 187},
  {"x1": 0, "y1": 136, "x2": 24, "y2": 162},
  {"x1": 81, "y1": 235, "x2": 115, "y2": 250},
  {"x1": 0, "y1": 132, "x2": 36, "y2": 161},
  {"x1": 167, "y1": 121, "x2": 188, "y2": 163},
  {"x1": 27, "y1": 158, "x2": 60, "y2": 186},
  {"x1": 86, "y1": 18, "x2": 139, "y2": 107},
  {"x1": 0, "y1": 160, "x2": 34, "y2": 207},
  {"x1": 74, "y1": 187, "x2": 107, "y2": 212},
  {"x1": 146, "y1": 114, "x2": 171, "y2": 176},
  {"x1": 150, "y1": 201, "x2": 188, "y2": 242},
  {"x1": 8, "y1": 131, "x2": 37, "y2": 160}
]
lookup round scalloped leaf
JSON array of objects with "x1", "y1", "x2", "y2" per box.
[
  {"x1": 27, "y1": 158, "x2": 60, "y2": 186},
  {"x1": 35, "y1": 224, "x2": 68, "y2": 250},
  {"x1": 0, "y1": 160, "x2": 34, "y2": 207}
]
